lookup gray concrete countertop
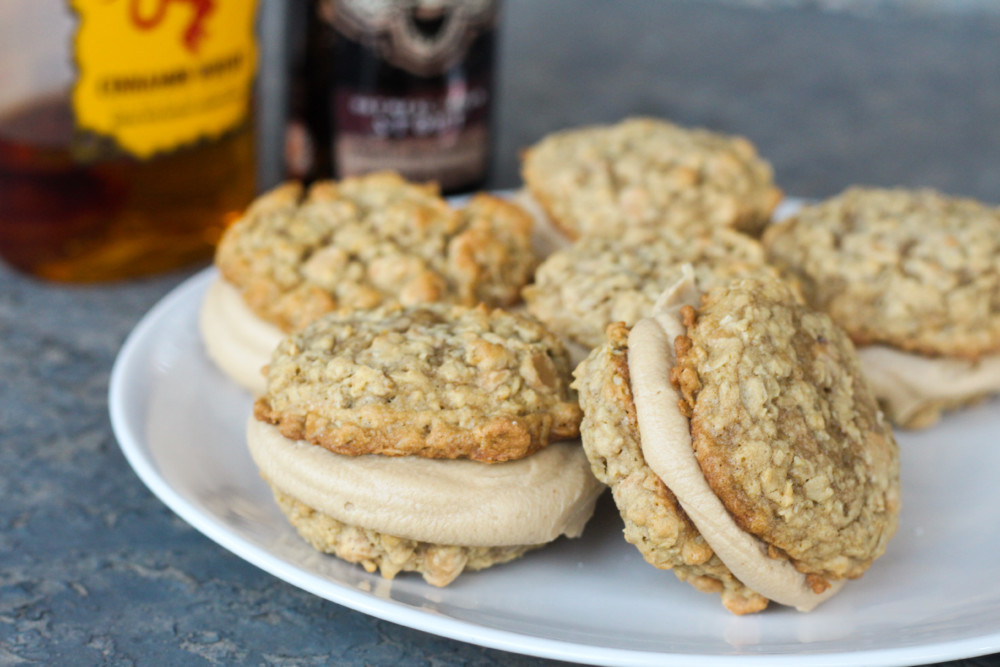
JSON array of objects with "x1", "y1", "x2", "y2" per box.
[{"x1": 2, "y1": 1, "x2": 999, "y2": 665}]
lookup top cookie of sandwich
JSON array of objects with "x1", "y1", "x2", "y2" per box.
[
  {"x1": 254, "y1": 302, "x2": 582, "y2": 463},
  {"x1": 762, "y1": 187, "x2": 1000, "y2": 359},
  {"x1": 671, "y1": 278, "x2": 900, "y2": 582},
  {"x1": 523, "y1": 227, "x2": 786, "y2": 350},
  {"x1": 521, "y1": 118, "x2": 781, "y2": 239},
  {"x1": 216, "y1": 172, "x2": 536, "y2": 333}
]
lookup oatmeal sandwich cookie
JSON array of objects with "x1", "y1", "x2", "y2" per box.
[
  {"x1": 573, "y1": 268, "x2": 900, "y2": 613},
  {"x1": 521, "y1": 117, "x2": 782, "y2": 240},
  {"x1": 763, "y1": 187, "x2": 1000, "y2": 428},
  {"x1": 247, "y1": 302, "x2": 603, "y2": 586},
  {"x1": 200, "y1": 171, "x2": 537, "y2": 394},
  {"x1": 523, "y1": 226, "x2": 788, "y2": 351}
]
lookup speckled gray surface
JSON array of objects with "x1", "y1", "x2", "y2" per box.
[{"x1": 2, "y1": 1, "x2": 1000, "y2": 665}]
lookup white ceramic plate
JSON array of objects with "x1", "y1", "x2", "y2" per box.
[{"x1": 109, "y1": 268, "x2": 1000, "y2": 667}]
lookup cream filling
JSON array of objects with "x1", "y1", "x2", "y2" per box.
[
  {"x1": 199, "y1": 278, "x2": 284, "y2": 395},
  {"x1": 626, "y1": 266, "x2": 843, "y2": 611},
  {"x1": 858, "y1": 345, "x2": 1000, "y2": 427},
  {"x1": 247, "y1": 418, "x2": 604, "y2": 547}
]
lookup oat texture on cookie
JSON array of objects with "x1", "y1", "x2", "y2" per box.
[
  {"x1": 524, "y1": 227, "x2": 787, "y2": 350},
  {"x1": 672, "y1": 278, "x2": 900, "y2": 583},
  {"x1": 255, "y1": 302, "x2": 582, "y2": 463},
  {"x1": 215, "y1": 171, "x2": 536, "y2": 333},
  {"x1": 522, "y1": 117, "x2": 781, "y2": 239},
  {"x1": 763, "y1": 187, "x2": 1000, "y2": 359}
]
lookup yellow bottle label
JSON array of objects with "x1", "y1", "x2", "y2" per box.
[{"x1": 71, "y1": 0, "x2": 258, "y2": 159}]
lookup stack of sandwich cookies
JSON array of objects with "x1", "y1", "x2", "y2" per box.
[
  {"x1": 248, "y1": 302, "x2": 604, "y2": 586},
  {"x1": 200, "y1": 171, "x2": 537, "y2": 394},
  {"x1": 574, "y1": 268, "x2": 900, "y2": 613},
  {"x1": 763, "y1": 187, "x2": 1000, "y2": 428},
  {"x1": 523, "y1": 225, "x2": 791, "y2": 353},
  {"x1": 521, "y1": 117, "x2": 782, "y2": 239}
]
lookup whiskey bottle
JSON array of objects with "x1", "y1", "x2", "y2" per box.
[
  {"x1": 0, "y1": 0, "x2": 259, "y2": 282},
  {"x1": 313, "y1": 0, "x2": 498, "y2": 194}
]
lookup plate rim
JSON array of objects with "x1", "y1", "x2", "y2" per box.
[{"x1": 109, "y1": 266, "x2": 1000, "y2": 667}]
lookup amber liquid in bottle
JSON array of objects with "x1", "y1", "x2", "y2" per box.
[{"x1": 0, "y1": 93, "x2": 255, "y2": 282}]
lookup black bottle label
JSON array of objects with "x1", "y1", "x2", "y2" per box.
[
  {"x1": 318, "y1": 0, "x2": 496, "y2": 192},
  {"x1": 323, "y1": 0, "x2": 495, "y2": 76}
]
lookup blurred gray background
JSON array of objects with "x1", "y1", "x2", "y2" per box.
[{"x1": 491, "y1": 0, "x2": 1000, "y2": 203}]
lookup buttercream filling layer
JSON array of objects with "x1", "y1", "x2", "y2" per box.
[
  {"x1": 626, "y1": 267, "x2": 842, "y2": 611},
  {"x1": 858, "y1": 345, "x2": 1000, "y2": 426},
  {"x1": 199, "y1": 278, "x2": 283, "y2": 395},
  {"x1": 247, "y1": 418, "x2": 603, "y2": 547}
]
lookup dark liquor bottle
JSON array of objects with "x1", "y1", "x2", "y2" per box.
[{"x1": 314, "y1": 0, "x2": 498, "y2": 194}]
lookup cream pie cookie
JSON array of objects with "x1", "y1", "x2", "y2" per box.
[
  {"x1": 201, "y1": 171, "x2": 537, "y2": 394},
  {"x1": 573, "y1": 269, "x2": 900, "y2": 613},
  {"x1": 247, "y1": 302, "x2": 602, "y2": 585},
  {"x1": 763, "y1": 187, "x2": 1000, "y2": 428},
  {"x1": 521, "y1": 117, "x2": 782, "y2": 239}
]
